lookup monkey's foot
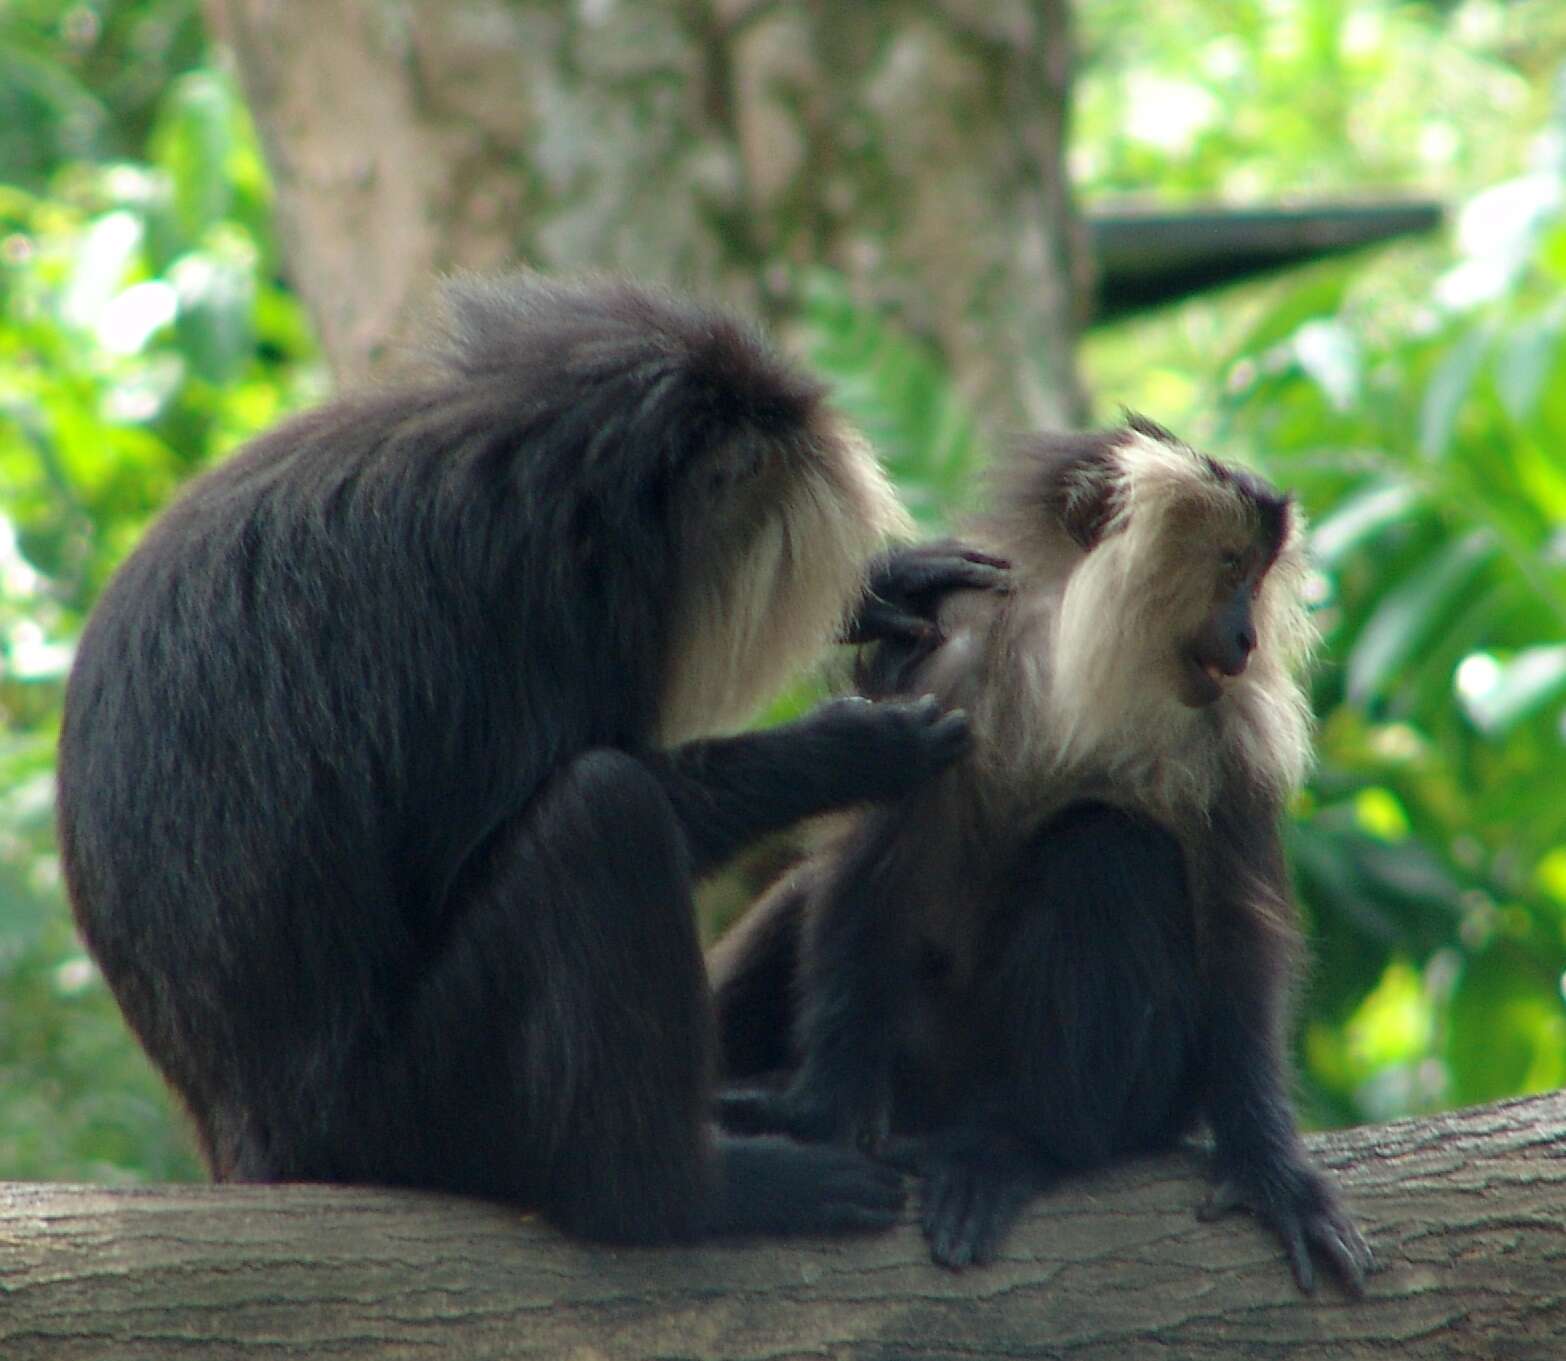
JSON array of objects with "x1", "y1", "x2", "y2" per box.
[
  {"x1": 1200, "y1": 1162, "x2": 1375, "y2": 1295},
  {"x1": 710, "y1": 1134, "x2": 906, "y2": 1237}
]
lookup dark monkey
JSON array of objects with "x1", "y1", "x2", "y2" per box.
[
  {"x1": 57, "y1": 275, "x2": 988, "y2": 1244},
  {"x1": 711, "y1": 418, "x2": 1374, "y2": 1287}
]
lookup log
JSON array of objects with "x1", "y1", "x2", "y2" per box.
[{"x1": 2, "y1": 1091, "x2": 1562, "y2": 1360}]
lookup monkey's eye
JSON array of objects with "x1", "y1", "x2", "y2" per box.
[{"x1": 1219, "y1": 550, "x2": 1243, "y2": 572}]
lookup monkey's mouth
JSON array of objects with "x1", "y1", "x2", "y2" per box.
[{"x1": 1182, "y1": 651, "x2": 1246, "y2": 707}]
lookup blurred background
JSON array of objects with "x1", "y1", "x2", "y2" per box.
[{"x1": 1, "y1": 0, "x2": 1565, "y2": 1184}]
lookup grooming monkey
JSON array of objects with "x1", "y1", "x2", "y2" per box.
[
  {"x1": 711, "y1": 417, "x2": 1374, "y2": 1289},
  {"x1": 58, "y1": 275, "x2": 994, "y2": 1244}
]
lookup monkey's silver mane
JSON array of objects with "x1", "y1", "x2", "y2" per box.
[{"x1": 971, "y1": 423, "x2": 1316, "y2": 829}]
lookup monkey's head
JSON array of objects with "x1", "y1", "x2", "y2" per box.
[
  {"x1": 980, "y1": 416, "x2": 1314, "y2": 803},
  {"x1": 433, "y1": 274, "x2": 910, "y2": 746}
]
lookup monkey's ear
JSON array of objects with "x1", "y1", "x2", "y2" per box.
[{"x1": 1010, "y1": 432, "x2": 1124, "y2": 552}]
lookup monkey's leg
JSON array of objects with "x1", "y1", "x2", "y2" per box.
[
  {"x1": 708, "y1": 866, "x2": 813, "y2": 1081},
  {"x1": 729, "y1": 804, "x2": 953, "y2": 1151},
  {"x1": 400, "y1": 749, "x2": 902, "y2": 1243},
  {"x1": 917, "y1": 803, "x2": 1200, "y2": 1270},
  {"x1": 1196, "y1": 800, "x2": 1375, "y2": 1294},
  {"x1": 654, "y1": 694, "x2": 968, "y2": 876}
]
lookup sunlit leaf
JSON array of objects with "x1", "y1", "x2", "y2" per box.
[
  {"x1": 170, "y1": 250, "x2": 255, "y2": 384},
  {"x1": 1494, "y1": 307, "x2": 1563, "y2": 423},
  {"x1": 60, "y1": 211, "x2": 143, "y2": 332},
  {"x1": 1418, "y1": 325, "x2": 1487, "y2": 460},
  {"x1": 1457, "y1": 644, "x2": 1566, "y2": 735},
  {"x1": 1293, "y1": 319, "x2": 1362, "y2": 412},
  {"x1": 1447, "y1": 949, "x2": 1566, "y2": 1106}
]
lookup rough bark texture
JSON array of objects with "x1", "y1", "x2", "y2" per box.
[
  {"x1": 2, "y1": 1091, "x2": 1562, "y2": 1360},
  {"x1": 202, "y1": 0, "x2": 1086, "y2": 427}
]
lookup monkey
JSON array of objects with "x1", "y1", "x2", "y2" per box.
[
  {"x1": 55, "y1": 273, "x2": 998, "y2": 1246},
  {"x1": 709, "y1": 417, "x2": 1375, "y2": 1289}
]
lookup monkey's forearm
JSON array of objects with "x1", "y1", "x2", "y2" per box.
[{"x1": 653, "y1": 697, "x2": 967, "y2": 876}]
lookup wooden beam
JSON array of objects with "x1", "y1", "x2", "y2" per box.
[{"x1": 1088, "y1": 200, "x2": 1445, "y2": 319}]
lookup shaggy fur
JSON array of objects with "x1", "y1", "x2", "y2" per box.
[
  {"x1": 710, "y1": 418, "x2": 1373, "y2": 1290},
  {"x1": 57, "y1": 274, "x2": 969, "y2": 1245}
]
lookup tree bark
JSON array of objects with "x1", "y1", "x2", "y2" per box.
[
  {"x1": 201, "y1": 0, "x2": 1086, "y2": 428},
  {"x1": 2, "y1": 1091, "x2": 1562, "y2": 1360}
]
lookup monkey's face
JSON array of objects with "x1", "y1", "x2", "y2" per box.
[
  {"x1": 1055, "y1": 429, "x2": 1294, "y2": 716},
  {"x1": 1178, "y1": 538, "x2": 1271, "y2": 708}
]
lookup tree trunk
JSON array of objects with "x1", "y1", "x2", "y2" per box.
[
  {"x1": 202, "y1": 0, "x2": 1086, "y2": 428},
  {"x1": 3, "y1": 1091, "x2": 1562, "y2": 1359}
]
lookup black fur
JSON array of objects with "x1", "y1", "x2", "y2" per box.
[
  {"x1": 57, "y1": 275, "x2": 974, "y2": 1243},
  {"x1": 711, "y1": 427, "x2": 1372, "y2": 1289}
]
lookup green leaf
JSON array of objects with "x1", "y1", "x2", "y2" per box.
[
  {"x1": 1226, "y1": 264, "x2": 1353, "y2": 362},
  {"x1": 149, "y1": 73, "x2": 239, "y2": 245},
  {"x1": 1309, "y1": 480, "x2": 1422, "y2": 568},
  {"x1": 1345, "y1": 529, "x2": 1494, "y2": 707},
  {"x1": 1418, "y1": 325, "x2": 1487, "y2": 460},
  {"x1": 1495, "y1": 307, "x2": 1564, "y2": 424},
  {"x1": 171, "y1": 250, "x2": 256, "y2": 385}
]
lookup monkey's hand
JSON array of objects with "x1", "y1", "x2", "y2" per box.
[
  {"x1": 1200, "y1": 1157, "x2": 1375, "y2": 1295},
  {"x1": 805, "y1": 695, "x2": 970, "y2": 802},
  {"x1": 846, "y1": 540, "x2": 1009, "y2": 646}
]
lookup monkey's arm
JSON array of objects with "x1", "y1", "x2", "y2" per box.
[
  {"x1": 651, "y1": 697, "x2": 967, "y2": 878},
  {"x1": 1197, "y1": 796, "x2": 1375, "y2": 1295},
  {"x1": 846, "y1": 540, "x2": 1008, "y2": 646}
]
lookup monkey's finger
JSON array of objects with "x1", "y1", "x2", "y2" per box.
[
  {"x1": 971, "y1": 1184, "x2": 1029, "y2": 1267},
  {"x1": 924, "y1": 1173, "x2": 980, "y2": 1270},
  {"x1": 1280, "y1": 1217, "x2": 1316, "y2": 1294},
  {"x1": 901, "y1": 553, "x2": 1010, "y2": 596},
  {"x1": 955, "y1": 548, "x2": 1010, "y2": 571},
  {"x1": 1309, "y1": 1216, "x2": 1372, "y2": 1294},
  {"x1": 845, "y1": 601, "x2": 940, "y2": 646}
]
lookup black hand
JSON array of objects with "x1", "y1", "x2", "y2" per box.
[{"x1": 848, "y1": 540, "x2": 1009, "y2": 646}]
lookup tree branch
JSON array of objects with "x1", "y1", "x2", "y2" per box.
[{"x1": 3, "y1": 1091, "x2": 1562, "y2": 1359}]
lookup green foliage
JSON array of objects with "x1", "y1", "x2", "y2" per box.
[
  {"x1": 796, "y1": 271, "x2": 991, "y2": 529},
  {"x1": 0, "y1": 0, "x2": 205, "y2": 186},
  {"x1": 0, "y1": 39, "x2": 322, "y2": 1181},
  {"x1": 1075, "y1": 0, "x2": 1566, "y2": 202}
]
